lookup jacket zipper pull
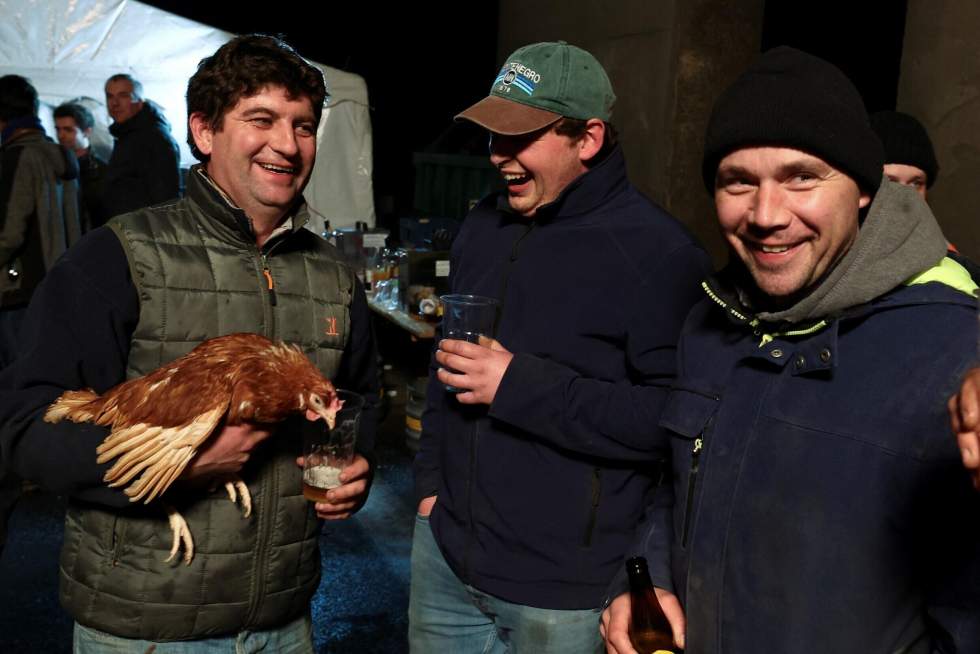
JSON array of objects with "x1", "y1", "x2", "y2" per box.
[
  {"x1": 682, "y1": 435, "x2": 704, "y2": 548},
  {"x1": 262, "y1": 265, "x2": 277, "y2": 306}
]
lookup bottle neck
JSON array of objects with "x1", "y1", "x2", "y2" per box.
[{"x1": 626, "y1": 557, "x2": 654, "y2": 591}]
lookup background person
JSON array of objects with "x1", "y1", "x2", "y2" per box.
[
  {"x1": 103, "y1": 73, "x2": 182, "y2": 219},
  {"x1": 54, "y1": 102, "x2": 108, "y2": 231}
]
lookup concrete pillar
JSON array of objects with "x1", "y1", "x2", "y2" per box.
[
  {"x1": 898, "y1": 1, "x2": 980, "y2": 260},
  {"x1": 497, "y1": 0, "x2": 765, "y2": 264}
]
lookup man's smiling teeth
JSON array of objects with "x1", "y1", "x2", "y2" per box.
[
  {"x1": 258, "y1": 163, "x2": 295, "y2": 174},
  {"x1": 759, "y1": 244, "x2": 791, "y2": 253},
  {"x1": 503, "y1": 173, "x2": 530, "y2": 184}
]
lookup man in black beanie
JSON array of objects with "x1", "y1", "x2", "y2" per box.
[
  {"x1": 602, "y1": 47, "x2": 980, "y2": 654},
  {"x1": 870, "y1": 110, "x2": 938, "y2": 199}
]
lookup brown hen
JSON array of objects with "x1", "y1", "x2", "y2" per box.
[{"x1": 43, "y1": 332, "x2": 340, "y2": 564}]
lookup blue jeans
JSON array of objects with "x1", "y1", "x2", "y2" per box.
[
  {"x1": 73, "y1": 613, "x2": 313, "y2": 653},
  {"x1": 408, "y1": 513, "x2": 603, "y2": 654}
]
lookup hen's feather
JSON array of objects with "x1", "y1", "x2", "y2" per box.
[
  {"x1": 43, "y1": 389, "x2": 100, "y2": 423},
  {"x1": 100, "y1": 405, "x2": 226, "y2": 503}
]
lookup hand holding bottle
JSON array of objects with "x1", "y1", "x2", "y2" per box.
[{"x1": 601, "y1": 557, "x2": 685, "y2": 653}]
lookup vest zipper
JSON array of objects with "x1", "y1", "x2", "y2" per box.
[
  {"x1": 682, "y1": 434, "x2": 704, "y2": 548},
  {"x1": 256, "y1": 238, "x2": 286, "y2": 334},
  {"x1": 261, "y1": 261, "x2": 277, "y2": 306},
  {"x1": 245, "y1": 464, "x2": 278, "y2": 625},
  {"x1": 246, "y1": 237, "x2": 288, "y2": 623}
]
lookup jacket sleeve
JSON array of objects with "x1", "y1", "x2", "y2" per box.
[
  {"x1": 413, "y1": 322, "x2": 447, "y2": 505},
  {"x1": 488, "y1": 243, "x2": 712, "y2": 461},
  {"x1": 918, "y1": 379, "x2": 980, "y2": 653},
  {"x1": 0, "y1": 227, "x2": 137, "y2": 506},
  {"x1": 0, "y1": 146, "x2": 33, "y2": 265},
  {"x1": 606, "y1": 469, "x2": 676, "y2": 604},
  {"x1": 412, "y1": 232, "x2": 464, "y2": 505}
]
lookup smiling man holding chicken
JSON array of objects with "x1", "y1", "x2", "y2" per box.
[{"x1": 0, "y1": 34, "x2": 378, "y2": 651}]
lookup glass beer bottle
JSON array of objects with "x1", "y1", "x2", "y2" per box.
[{"x1": 626, "y1": 556, "x2": 678, "y2": 653}]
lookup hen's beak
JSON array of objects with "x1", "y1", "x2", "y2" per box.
[
  {"x1": 305, "y1": 394, "x2": 343, "y2": 429},
  {"x1": 315, "y1": 405, "x2": 337, "y2": 430}
]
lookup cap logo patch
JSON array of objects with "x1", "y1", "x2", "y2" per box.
[{"x1": 493, "y1": 61, "x2": 540, "y2": 96}]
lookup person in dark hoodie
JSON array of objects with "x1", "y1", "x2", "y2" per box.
[
  {"x1": 870, "y1": 109, "x2": 980, "y2": 282},
  {"x1": 0, "y1": 75, "x2": 81, "y2": 365},
  {"x1": 602, "y1": 48, "x2": 980, "y2": 654},
  {"x1": 409, "y1": 41, "x2": 711, "y2": 653},
  {"x1": 103, "y1": 73, "x2": 181, "y2": 218},
  {"x1": 0, "y1": 74, "x2": 80, "y2": 557}
]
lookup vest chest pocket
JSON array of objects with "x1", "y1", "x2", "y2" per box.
[{"x1": 659, "y1": 387, "x2": 719, "y2": 550}]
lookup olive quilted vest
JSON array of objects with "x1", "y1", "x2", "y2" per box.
[{"x1": 59, "y1": 168, "x2": 354, "y2": 639}]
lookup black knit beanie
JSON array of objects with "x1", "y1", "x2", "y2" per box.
[
  {"x1": 702, "y1": 47, "x2": 884, "y2": 194},
  {"x1": 869, "y1": 110, "x2": 939, "y2": 187}
]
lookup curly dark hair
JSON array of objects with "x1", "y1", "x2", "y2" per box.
[
  {"x1": 0, "y1": 75, "x2": 39, "y2": 121},
  {"x1": 53, "y1": 102, "x2": 96, "y2": 131},
  {"x1": 186, "y1": 34, "x2": 327, "y2": 162}
]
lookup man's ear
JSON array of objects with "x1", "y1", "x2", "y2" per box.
[
  {"x1": 188, "y1": 112, "x2": 214, "y2": 157},
  {"x1": 577, "y1": 118, "x2": 606, "y2": 163}
]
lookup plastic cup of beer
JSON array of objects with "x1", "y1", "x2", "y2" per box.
[
  {"x1": 440, "y1": 294, "x2": 498, "y2": 392},
  {"x1": 302, "y1": 389, "x2": 365, "y2": 502}
]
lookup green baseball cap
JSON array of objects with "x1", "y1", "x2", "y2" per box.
[{"x1": 456, "y1": 41, "x2": 616, "y2": 135}]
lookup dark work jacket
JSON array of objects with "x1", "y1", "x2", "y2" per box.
[
  {"x1": 104, "y1": 101, "x2": 182, "y2": 219},
  {"x1": 653, "y1": 275, "x2": 980, "y2": 653},
  {"x1": 78, "y1": 150, "x2": 108, "y2": 231},
  {"x1": 0, "y1": 130, "x2": 81, "y2": 307},
  {"x1": 414, "y1": 147, "x2": 712, "y2": 609}
]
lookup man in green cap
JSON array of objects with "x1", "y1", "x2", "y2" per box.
[{"x1": 410, "y1": 41, "x2": 710, "y2": 652}]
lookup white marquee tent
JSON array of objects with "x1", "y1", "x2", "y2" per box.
[{"x1": 0, "y1": 0, "x2": 375, "y2": 231}]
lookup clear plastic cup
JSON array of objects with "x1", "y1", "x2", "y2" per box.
[
  {"x1": 302, "y1": 390, "x2": 365, "y2": 501},
  {"x1": 440, "y1": 294, "x2": 498, "y2": 392}
]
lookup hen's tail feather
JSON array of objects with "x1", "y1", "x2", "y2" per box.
[{"x1": 43, "y1": 390, "x2": 101, "y2": 423}]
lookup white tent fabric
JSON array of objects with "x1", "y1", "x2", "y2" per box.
[{"x1": 0, "y1": 0, "x2": 374, "y2": 229}]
